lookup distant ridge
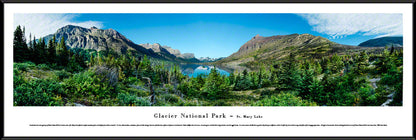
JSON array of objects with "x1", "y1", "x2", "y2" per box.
[{"x1": 358, "y1": 36, "x2": 403, "y2": 47}]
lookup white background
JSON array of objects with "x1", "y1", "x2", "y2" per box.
[{"x1": 3, "y1": 3, "x2": 413, "y2": 137}]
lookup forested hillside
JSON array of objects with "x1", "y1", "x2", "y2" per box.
[
  {"x1": 216, "y1": 34, "x2": 382, "y2": 71},
  {"x1": 13, "y1": 25, "x2": 403, "y2": 106}
]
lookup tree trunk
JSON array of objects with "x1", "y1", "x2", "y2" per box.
[{"x1": 142, "y1": 77, "x2": 155, "y2": 105}]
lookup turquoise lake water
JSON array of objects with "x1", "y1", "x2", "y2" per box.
[{"x1": 180, "y1": 64, "x2": 230, "y2": 77}]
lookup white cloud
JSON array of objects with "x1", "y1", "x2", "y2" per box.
[
  {"x1": 14, "y1": 13, "x2": 103, "y2": 41},
  {"x1": 299, "y1": 13, "x2": 402, "y2": 38}
]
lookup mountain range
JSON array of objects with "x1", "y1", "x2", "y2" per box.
[
  {"x1": 139, "y1": 43, "x2": 200, "y2": 62},
  {"x1": 41, "y1": 25, "x2": 200, "y2": 63},
  {"x1": 40, "y1": 25, "x2": 393, "y2": 69},
  {"x1": 216, "y1": 33, "x2": 383, "y2": 70}
]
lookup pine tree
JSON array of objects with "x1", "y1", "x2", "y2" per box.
[
  {"x1": 278, "y1": 53, "x2": 302, "y2": 91},
  {"x1": 327, "y1": 54, "x2": 344, "y2": 74},
  {"x1": 47, "y1": 35, "x2": 57, "y2": 64},
  {"x1": 57, "y1": 36, "x2": 69, "y2": 66},
  {"x1": 32, "y1": 36, "x2": 41, "y2": 64},
  {"x1": 229, "y1": 72, "x2": 235, "y2": 86},
  {"x1": 299, "y1": 63, "x2": 315, "y2": 99},
  {"x1": 13, "y1": 25, "x2": 29, "y2": 62},
  {"x1": 39, "y1": 37, "x2": 47, "y2": 63},
  {"x1": 28, "y1": 33, "x2": 32, "y2": 50},
  {"x1": 353, "y1": 51, "x2": 369, "y2": 75},
  {"x1": 202, "y1": 67, "x2": 230, "y2": 100}
]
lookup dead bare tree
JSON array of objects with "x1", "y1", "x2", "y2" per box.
[{"x1": 142, "y1": 77, "x2": 155, "y2": 105}]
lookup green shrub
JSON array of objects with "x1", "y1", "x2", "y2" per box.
[
  {"x1": 63, "y1": 70, "x2": 117, "y2": 99},
  {"x1": 55, "y1": 70, "x2": 72, "y2": 80},
  {"x1": 357, "y1": 85, "x2": 377, "y2": 106},
  {"x1": 101, "y1": 98, "x2": 118, "y2": 106},
  {"x1": 252, "y1": 92, "x2": 317, "y2": 106},
  {"x1": 37, "y1": 64, "x2": 50, "y2": 70},
  {"x1": 176, "y1": 99, "x2": 201, "y2": 106},
  {"x1": 14, "y1": 78, "x2": 64, "y2": 106},
  {"x1": 160, "y1": 94, "x2": 181, "y2": 103},
  {"x1": 14, "y1": 62, "x2": 36, "y2": 72},
  {"x1": 13, "y1": 70, "x2": 26, "y2": 88},
  {"x1": 257, "y1": 89, "x2": 276, "y2": 98},
  {"x1": 201, "y1": 68, "x2": 231, "y2": 100},
  {"x1": 124, "y1": 77, "x2": 144, "y2": 85},
  {"x1": 235, "y1": 78, "x2": 252, "y2": 91},
  {"x1": 125, "y1": 87, "x2": 149, "y2": 97},
  {"x1": 211, "y1": 100, "x2": 231, "y2": 106},
  {"x1": 178, "y1": 79, "x2": 201, "y2": 98},
  {"x1": 117, "y1": 93, "x2": 150, "y2": 106}
]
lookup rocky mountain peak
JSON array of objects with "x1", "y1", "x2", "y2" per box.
[
  {"x1": 39, "y1": 25, "x2": 200, "y2": 63},
  {"x1": 252, "y1": 34, "x2": 263, "y2": 40},
  {"x1": 140, "y1": 43, "x2": 163, "y2": 53},
  {"x1": 57, "y1": 25, "x2": 89, "y2": 35},
  {"x1": 90, "y1": 26, "x2": 98, "y2": 30},
  {"x1": 139, "y1": 43, "x2": 195, "y2": 60},
  {"x1": 41, "y1": 25, "x2": 144, "y2": 53},
  {"x1": 229, "y1": 33, "x2": 332, "y2": 58},
  {"x1": 180, "y1": 53, "x2": 195, "y2": 59}
]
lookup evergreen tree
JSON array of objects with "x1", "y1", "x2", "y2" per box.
[
  {"x1": 32, "y1": 36, "x2": 41, "y2": 64},
  {"x1": 47, "y1": 35, "x2": 57, "y2": 64},
  {"x1": 299, "y1": 63, "x2": 314, "y2": 99},
  {"x1": 277, "y1": 53, "x2": 302, "y2": 91},
  {"x1": 353, "y1": 51, "x2": 369, "y2": 75},
  {"x1": 327, "y1": 54, "x2": 344, "y2": 74},
  {"x1": 229, "y1": 72, "x2": 235, "y2": 86},
  {"x1": 13, "y1": 25, "x2": 29, "y2": 62},
  {"x1": 308, "y1": 78, "x2": 324, "y2": 103},
  {"x1": 39, "y1": 37, "x2": 47, "y2": 63},
  {"x1": 202, "y1": 67, "x2": 231, "y2": 100},
  {"x1": 28, "y1": 33, "x2": 32, "y2": 50},
  {"x1": 57, "y1": 36, "x2": 69, "y2": 66}
]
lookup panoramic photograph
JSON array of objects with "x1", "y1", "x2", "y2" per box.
[{"x1": 12, "y1": 13, "x2": 403, "y2": 106}]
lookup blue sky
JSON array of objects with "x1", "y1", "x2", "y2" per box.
[{"x1": 14, "y1": 13, "x2": 403, "y2": 58}]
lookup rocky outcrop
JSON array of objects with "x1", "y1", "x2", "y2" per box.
[
  {"x1": 42, "y1": 25, "x2": 151, "y2": 55},
  {"x1": 140, "y1": 43, "x2": 168, "y2": 53},
  {"x1": 139, "y1": 43, "x2": 198, "y2": 61},
  {"x1": 179, "y1": 53, "x2": 195, "y2": 59},
  {"x1": 41, "y1": 25, "x2": 200, "y2": 63}
]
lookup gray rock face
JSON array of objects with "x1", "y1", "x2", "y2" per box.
[
  {"x1": 180, "y1": 53, "x2": 195, "y2": 59},
  {"x1": 41, "y1": 25, "x2": 199, "y2": 63},
  {"x1": 140, "y1": 43, "x2": 165, "y2": 53},
  {"x1": 139, "y1": 43, "x2": 182, "y2": 56},
  {"x1": 139, "y1": 43, "x2": 197, "y2": 60},
  {"x1": 42, "y1": 25, "x2": 150, "y2": 54},
  {"x1": 162, "y1": 46, "x2": 181, "y2": 56}
]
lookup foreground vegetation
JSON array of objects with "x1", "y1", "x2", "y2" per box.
[{"x1": 13, "y1": 25, "x2": 403, "y2": 106}]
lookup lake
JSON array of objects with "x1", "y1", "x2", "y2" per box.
[{"x1": 180, "y1": 64, "x2": 230, "y2": 77}]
